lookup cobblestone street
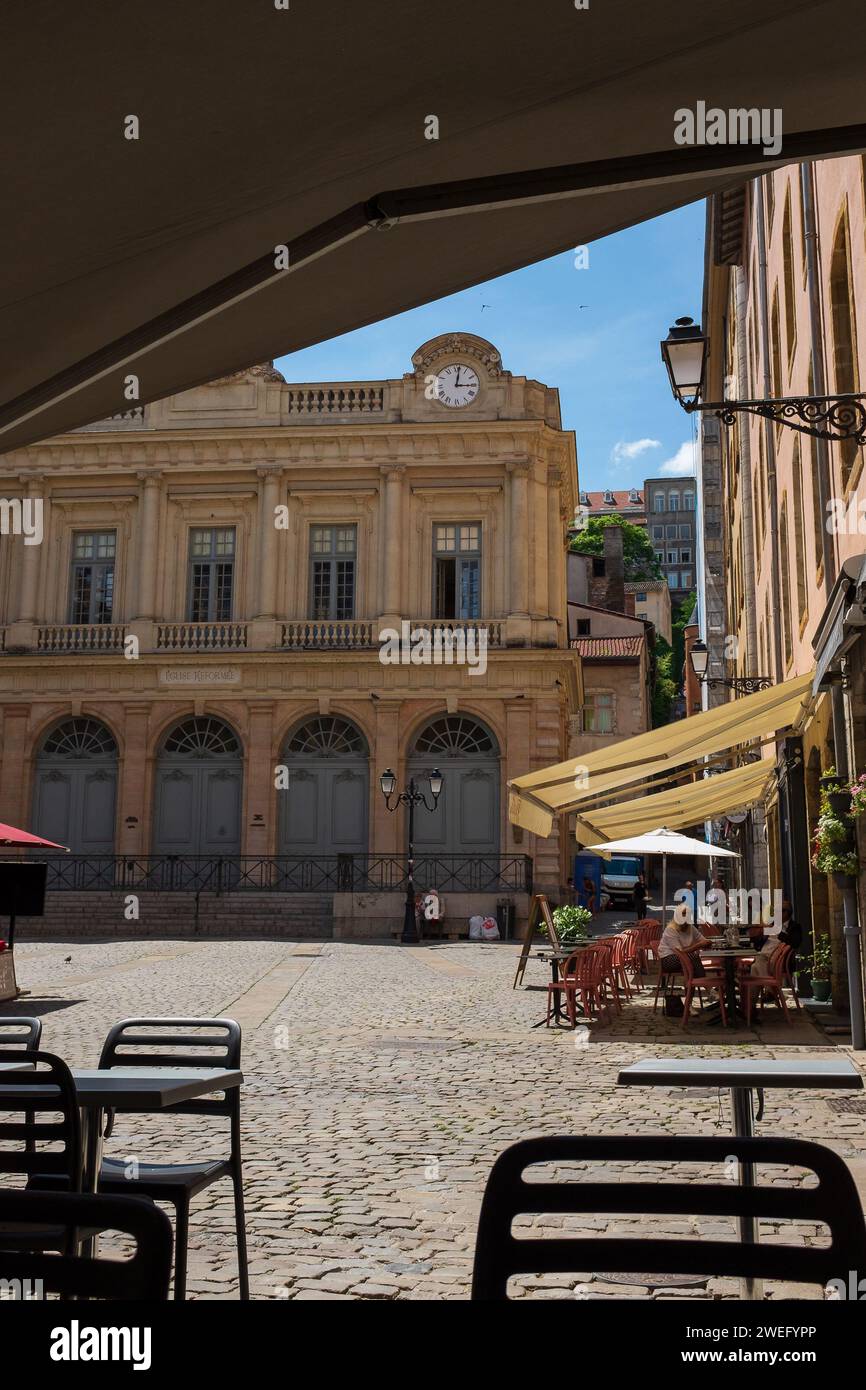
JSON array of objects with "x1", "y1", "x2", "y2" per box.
[{"x1": 5, "y1": 937, "x2": 866, "y2": 1301}]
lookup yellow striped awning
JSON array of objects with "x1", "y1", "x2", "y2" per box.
[
  {"x1": 509, "y1": 672, "x2": 813, "y2": 837},
  {"x1": 573, "y1": 758, "x2": 775, "y2": 846}
]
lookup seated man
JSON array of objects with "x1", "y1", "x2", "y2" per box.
[
  {"x1": 658, "y1": 906, "x2": 710, "y2": 977},
  {"x1": 746, "y1": 898, "x2": 802, "y2": 974}
]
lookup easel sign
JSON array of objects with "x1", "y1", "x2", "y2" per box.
[{"x1": 512, "y1": 894, "x2": 560, "y2": 989}]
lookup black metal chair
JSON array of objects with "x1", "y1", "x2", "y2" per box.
[
  {"x1": 0, "y1": 1050, "x2": 82, "y2": 1253},
  {"x1": 96, "y1": 1017, "x2": 247, "y2": 1300},
  {"x1": 0, "y1": 1017, "x2": 43, "y2": 1051},
  {"x1": 0, "y1": 1190, "x2": 173, "y2": 1299},
  {"x1": 471, "y1": 1134, "x2": 866, "y2": 1299}
]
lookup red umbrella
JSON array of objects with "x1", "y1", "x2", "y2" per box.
[{"x1": 0, "y1": 822, "x2": 68, "y2": 850}]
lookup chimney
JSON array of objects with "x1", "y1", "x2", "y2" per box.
[{"x1": 603, "y1": 525, "x2": 625, "y2": 613}]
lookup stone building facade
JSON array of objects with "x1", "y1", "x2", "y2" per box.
[{"x1": 0, "y1": 334, "x2": 581, "y2": 935}]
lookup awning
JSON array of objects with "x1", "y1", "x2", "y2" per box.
[
  {"x1": 812, "y1": 556, "x2": 865, "y2": 693},
  {"x1": 509, "y1": 672, "x2": 813, "y2": 836},
  {"x1": 2, "y1": 2, "x2": 866, "y2": 449},
  {"x1": 573, "y1": 759, "x2": 774, "y2": 846}
]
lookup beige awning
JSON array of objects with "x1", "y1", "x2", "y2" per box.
[
  {"x1": 509, "y1": 672, "x2": 813, "y2": 837},
  {"x1": 573, "y1": 758, "x2": 775, "y2": 846}
]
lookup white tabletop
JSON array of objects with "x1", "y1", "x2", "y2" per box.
[{"x1": 618, "y1": 1057, "x2": 864, "y2": 1090}]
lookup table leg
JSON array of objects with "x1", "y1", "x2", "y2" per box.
[
  {"x1": 79, "y1": 1106, "x2": 105, "y2": 1258},
  {"x1": 730, "y1": 1087, "x2": 762, "y2": 1300}
]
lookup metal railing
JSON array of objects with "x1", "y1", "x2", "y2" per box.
[{"x1": 5, "y1": 853, "x2": 532, "y2": 895}]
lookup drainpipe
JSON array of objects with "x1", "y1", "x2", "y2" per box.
[
  {"x1": 754, "y1": 178, "x2": 783, "y2": 682},
  {"x1": 801, "y1": 160, "x2": 865, "y2": 1049},
  {"x1": 734, "y1": 265, "x2": 759, "y2": 671}
]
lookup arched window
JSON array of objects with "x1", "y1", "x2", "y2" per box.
[
  {"x1": 654, "y1": 492, "x2": 665, "y2": 513},
  {"x1": 411, "y1": 715, "x2": 496, "y2": 757},
  {"x1": 830, "y1": 210, "x2": 861, "y2": 485},
  {"x1": 284, "y1": 716, "x2": 367, "y2": 758},
  {"x1": 40, "y1": 718, "x2": 117, "y2": 758},
  {"x1": 162, "y1": 717, "x2": 239, "y2": 756},
  {"x1": 668, "y1": 491, "x2": 679, "y2": 512}
]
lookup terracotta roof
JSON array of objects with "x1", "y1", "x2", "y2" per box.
[
  {"x1": 570, "y1": 636, "x2": 645, "y2": 658},
  {"x1": 578, "y1": 490, "x2": 644, "y2": 508},
  {"x1": 624, "y1": 579, "x2": 667, "y2": 592}
]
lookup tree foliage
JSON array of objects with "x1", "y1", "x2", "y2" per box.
[{"x1": 569, "y1": 515, "x2": 662, "y2": 581}]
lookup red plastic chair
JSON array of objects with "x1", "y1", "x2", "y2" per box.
[
  {"x1": 740, "y1": 943, "x2": 793, "y2": 1027},
  {"x1": 675, "y1": 948, "x2": 728, "y2": 1029},
  {"x1": 618, "y1": 928, "x2": 643, "y2": 992},
  {"x1": 545, "y1": 947, "x2": 611, "y2": 1027}
]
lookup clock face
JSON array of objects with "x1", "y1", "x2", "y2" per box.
[{"x1": 434, "y1": 363, "x2": 480, "y2": 408}]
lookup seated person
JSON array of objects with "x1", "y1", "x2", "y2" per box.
[
  {"x1": 744, "y1": 898, "x2": 802, "y2": 974},
  {"x1": 659, "y1": 907, "x2": 711, "y2": 977}
]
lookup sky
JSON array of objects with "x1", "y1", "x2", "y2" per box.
[{"x1": 275, "y1": 198, "x2": 706, "y2": 494}]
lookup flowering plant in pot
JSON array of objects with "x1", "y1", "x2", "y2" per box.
[
  {"x1": 812, "y1": 773, "x2": 858, "y2": 877},
  {"x1": 803, "y1": 933, "x2": 832, "y2": 1003},
  {"x1": 849, "y1": 772, "x2": 866, "y2": 819},
  {"x1": 546, "y1": 904, "x2": 592, "y2": 945}
]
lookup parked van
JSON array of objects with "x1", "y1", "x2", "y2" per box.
[{"x1": 600, "y1": 855, "x2": 644, "y2": 907}]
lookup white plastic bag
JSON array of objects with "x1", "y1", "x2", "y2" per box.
[
  {"x1": 480, "y1": 915, "x2": 500, "y2": 941},
  {"x1": 468, "y1": 914, "x2": 485, "y2": 940}
]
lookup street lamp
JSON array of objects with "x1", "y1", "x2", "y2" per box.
[
  {"x1": 689, "y1": 638, "x2": 773, "y2": 696},
  {"x1": 661, "y1": 315, "x2": 866, "y2": 446},
  {"x1": 379, "y1": 768, "x2": 442, "y2": 944}
]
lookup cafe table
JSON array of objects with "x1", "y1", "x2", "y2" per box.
[
  {"x1": 699, "y1": 941, "x2": 757, "y2": 1024},
  {"x1": 0, "y1": 1064, "x2": 244, "y2": 1254},
  {"x1": 618, "y1": 1055, "x2": 864, "y2": 1296}
]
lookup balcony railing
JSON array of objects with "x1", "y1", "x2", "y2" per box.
[
  {"x1": 285, "y1": 385, "x2": 384, "y2": 416},
  {"x1": 282, "y1": 620, "x2": 376, "y2": 650},
  {"x1": 36, "y1": 624, "x2": 126, "y2": 653},
  {"x1": 156, "y1": 622, "x2": 248, "y2": 651},
  {"x1": 7, "y1": 853, "x2": 533, "y2": 895}
]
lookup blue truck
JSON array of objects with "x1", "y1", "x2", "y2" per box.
[{"x1": 574, "y1": 852, "x2": 644, "y2": 910}]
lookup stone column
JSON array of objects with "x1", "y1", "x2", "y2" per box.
[
  {"x1": 10, "y1": 475, "x2": 45, "y2": 648},
  {"x1": 506, "y1": 460, "x2": 531, "y2": 646},
  {"x1": 537, "y1": 464, "x2": 562, "y2": 648},
  {"x1": 118, "y1": 703, "x2": 151, "y2": 854},
  {"x1": 245, "y1": 702, "x2": 275, "y2": 855},
  {"x1": 379, "y1": 465, "x2": 405, "y2": 628},
  {"x1": 0, "y1": 705, "x2": 32, "y2": 828},
  {"x1": 371, "y1": 699, "x2": 401, "y2": 855},
  {"x1": 128, "y1": 472, "x2": 162, "y2": 655},
  {"x1": 250, "y1": 467, "x2": 282, "y2": 650}
]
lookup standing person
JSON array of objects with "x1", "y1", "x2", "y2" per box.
[
  {"x1": 705, "y1": 875, "x2": 728, "y2": 928},
  {"x1": 582, "y1": 874, "x2": 597, "y2": 915},
  {"x1": 633, "y1": 872, "x2": 647, "y2": 919}
]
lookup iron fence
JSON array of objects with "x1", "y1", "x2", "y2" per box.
[{"x1": 1, "y1": 853, "x2": 532, "y2": 895}]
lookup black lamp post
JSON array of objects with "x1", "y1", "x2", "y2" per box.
[
  {"x1": 689, "y1": 638, "x2": 773, "y2": 696},
  {"x1": 661, "y1": 316, "x2": 866, "y2": 446},
  {"x1": 379, "y1": 768, "x2": 443, "y2": 944}
]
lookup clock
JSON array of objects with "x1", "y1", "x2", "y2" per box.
[{"x1": 434, "y1": 363, "x2": 480, "y2": 408}]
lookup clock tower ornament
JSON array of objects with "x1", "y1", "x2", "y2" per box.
[{"x1": 434, "y1": 363, "x2": 480, "y2": 408}]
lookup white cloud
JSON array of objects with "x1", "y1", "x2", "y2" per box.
[
  {"x1": 610, "y1": 437, "x2": 660, "y2": 468},
  {"x1": 658, "y1": 441, "x2": 697, "y2": 476}
]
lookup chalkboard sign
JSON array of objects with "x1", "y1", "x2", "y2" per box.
[{"x1": 512, "y1": 894, "x2": 559, "y2": 989}]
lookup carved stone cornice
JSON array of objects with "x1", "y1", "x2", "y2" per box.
[{"x1": 411, "y1": 334, "x2": 504, "y2": 378}]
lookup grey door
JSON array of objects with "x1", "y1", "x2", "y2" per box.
[
  {"x1": 408, "y1": 715, "x2": 500, "y2": 859},
  {"x1": 278, "y1": 716, "x2": 369, "y2": 862},
  {"x1": 33, "y1": 718, "x2": 117, "y2": 855},
  {"x1": 152, "y1": 719, "x2": 243, "y2": 874}
]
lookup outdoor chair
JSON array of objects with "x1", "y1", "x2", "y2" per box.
[
  {"x1": 0, "y1": 1190, "x2": 172, "y2": 1300},
  {"x1": 470, "y1": 1134, "x2": 866, "y2": 1300},
  {"x1": 545, "y1": 948, "x2": 611, "y2": 1028},
  {"x1": 618, "y1": 929, "x2": 644, "y2": 992},
  {"x1": 607, "y1": 933, "x2": 637, "y2": 999},
  {"x1": 740, "y1": 944, "x2": 793, "y2": 1027},
  {"x1": 0, "y1": 1018, "x2": 42, "y2": 1051},
  {"x1": 95, "y1": 1017, "x2": 248, "y2": 1300},
  {"x1": 0, "y1": 1051, "x2": 82, "y2": 1254},
  {"x1": 652, "y1": 956, "x2": 679, "y2": 1012},
  {"x1": 593, "y1": 939, "x2": 622, "y2": 1014},
  {"x1": 674, "y1": 948, "x2": 728, "y2": 1028},
  {"x1": 636, "y1": 920, "x2": 662, "y2": 973}
]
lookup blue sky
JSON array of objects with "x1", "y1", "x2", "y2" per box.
[{"x1": 275, "y1": 198, "x2": 706, "y2": 493}]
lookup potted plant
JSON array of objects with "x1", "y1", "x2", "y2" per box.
[
  {"x1": 547, "y1": 903, "x2": 592, "y2": 946},
  {"x1": 812, "y1": 773, "x2": 859, "y2": 880},
  {"x1": 804, "y1": 933, "x2": 832, "y2": 1003}
]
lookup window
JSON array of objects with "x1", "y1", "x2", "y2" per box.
[
  {"x1": 680, "y1": 548, "x2": 692, "y2": 564},
  {"x1": 628, "y1": 489, "x2": 640, "y2": 503},
  {"x1": 665, "y1": 524, "x2": 677, "y2": 539},
  {"x1": 583, "y1": 692, "x2": 614, "y2": 734},
  {"x1": 782, "y1": 190, "x2": 797, "y2": 362},
  {"x1": 603, "y1": 490, "x2": 615, "y2": 504},
  {"x1": 69, "y1": 531, "x2": 116, "y2": 624},
  {"x1": 635, "y1": 591, "x2": 647, "y2": 603},
  {"x1": 309, "y1": 524, "x2": 357, "y2": 620},
  {"x1": 575, "y1": 618, "x2": 591, "y2": 636},
  {"x1": 683, "y1": 491, "x2": 695, "y2": 511},
  {"x1": 668, "y1": 492, "x2": 680, "y2": 512},
  {"x1": 668, "y1": 572, "x2": 680, "y2": 589},
  {"x1": 667, "y1": 549, "x2": 679, "y2": 564},
  {"x1": 780, "y1": 501, "x2": 793, "y2": 667},
  {"x1": 652, "y1": 525, "x2": 663, "y2": 540},
  {"x1": 591, "y1": 556, "x2": 606, "y2": 577},
  {"x1": 680, "y1": 571, "x2": 692, "y2": 589},
  {"x1": 188, "y1": 527, "x2": 235, "y2": 622},
  {"x1": 636, "y1": 611, "x2": 647, "y2": 621},
  {"x1": 654, "y1": 549, "x2": 664, "y2": 565},
  {"x1": 679, "y1": 524, "x2": 692, "y2": 539},
  {"x1": 579, "y1": 490, "x2": 589, "y2": 505},
  {"x1": 433, "y1": 521, "x2": 481, "y2": 619},
  {"x1": 770, "y1": 290, "x2": 783, "y2": 398},
  {"x1": 830, "y1": 211, "x2": 861, "y2": 485},
  {"x1": 654, "y1": 492, "x2": 665, "y2": 513},
  {"x1": 791, "y1": 438, "x2": 807, "y2": 621}
]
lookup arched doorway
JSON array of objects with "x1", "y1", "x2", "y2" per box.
[
  {"x1": 153, "y1": 717, "x2": 243, "y2": 859},
  {"x1": 279, "y1": 715, "x2": 369, "y2": 858},
  {"x1": 33, "y1": 717, "x2": 118, "y2": 854},
  {"x1": 408, "y1": 714, "x2": 500, "y2": 857}
]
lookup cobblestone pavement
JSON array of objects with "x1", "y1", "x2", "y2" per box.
[{"x1": 4, "y1": 938, "x2": 866, "y2": 1301}]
